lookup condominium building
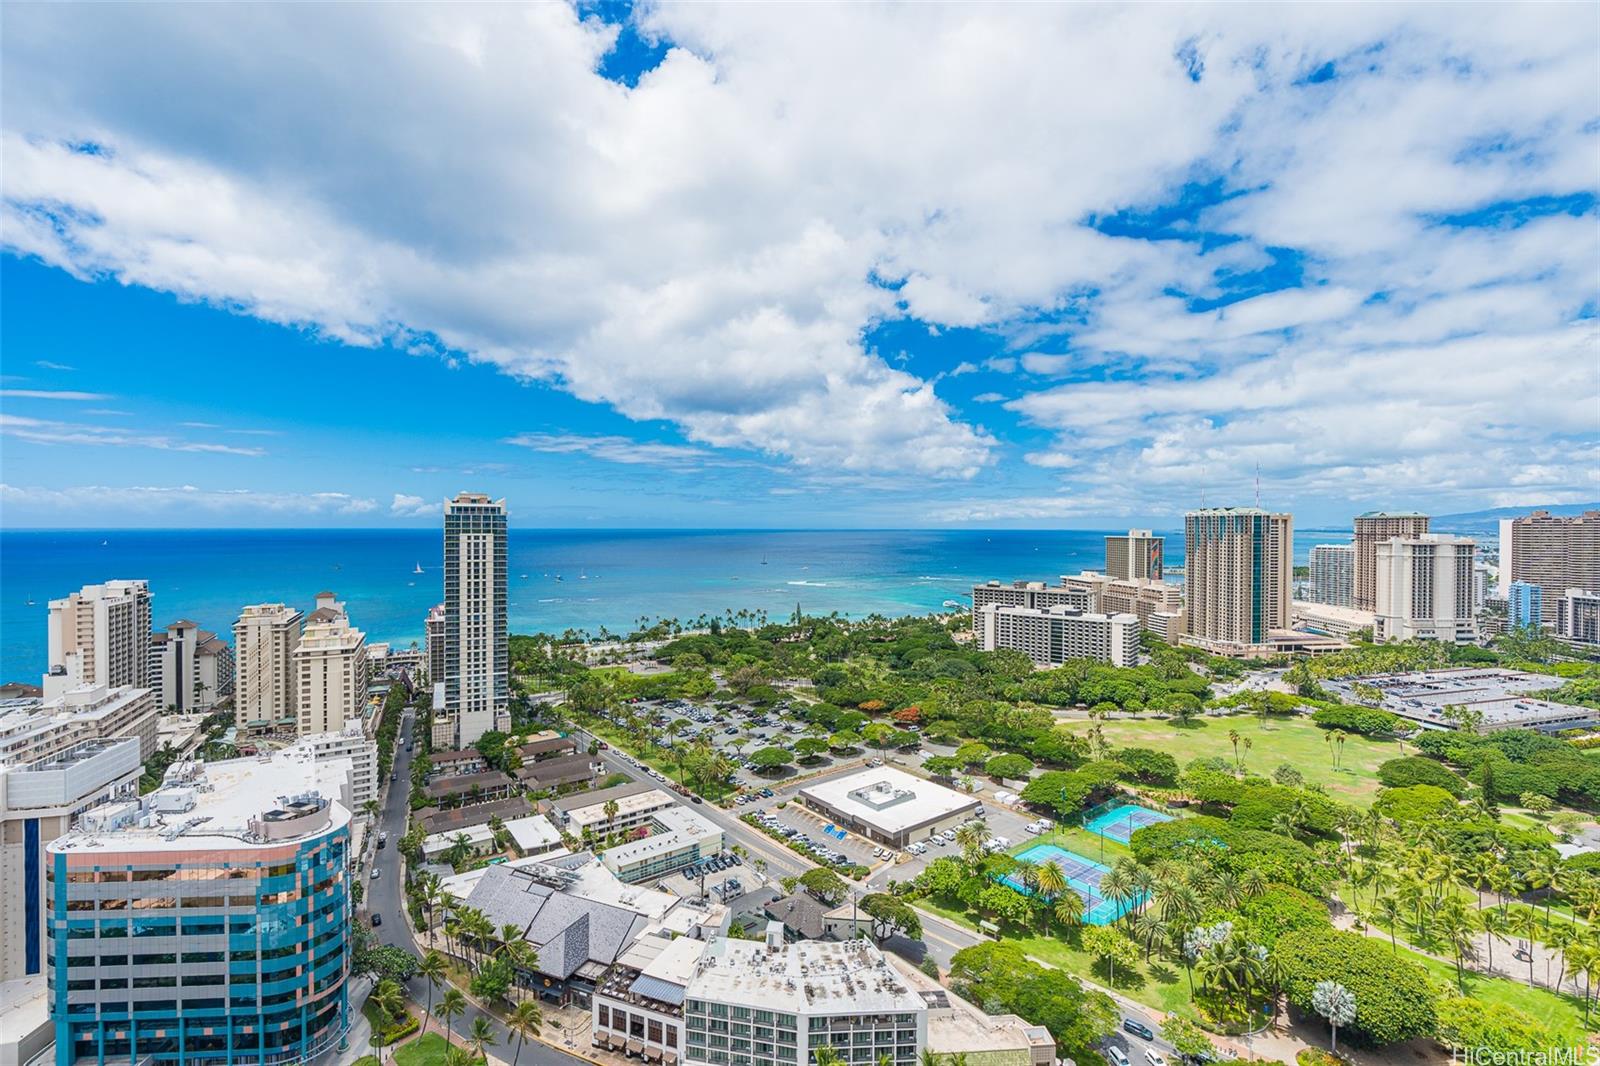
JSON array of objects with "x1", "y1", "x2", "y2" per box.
[
  {"x1": 1374, "y1": 534, "x2": 1478, "y2": 644},
  {"x1": 283, "y1": 722, "x2": 380, "y2": 811},
  {"x1": 1353, "y1": 512, "x2": 1430, "y2": 611},
  {"x1": 233, "y1": 603, "x2": 303, "y2": 733},
  {"x1": 550, "y1": 782, "x2": 679, "y2": 839},
  {"x1": 1104, "y1": 529, "x2": 1163, "y2": 581},
  {"x1": 1499, "y1": 511, "x2": 1600, "y2": 626},
  {"x1": 0, "y1": 686, "x2": 160, "y2": 766},
  {"x1": 425, "y1": 603, "x2": 447, "y2": 683},
  {"x1": 294, "y1": 603, "x2": 369, "y2": 737},
  {"x1": 438, "y1": 493, "x2": 509, "y2": 748},
  {"x1": 599, "y1": 805, "x2": 724, "y2": 884},
  {"x1": 46, "y1": 756, "x2": 353, "y2": 1066},
  {"x1": 682, "y1": 932, "x2": 927, "y2": 1066},
  {"x1": 43, "y1": 581, "x2": 152, "y2": 700},
  {"x1": 1308, "y1": 544, "x2": 1355, "y2": 607},
  {"x1": 1183, "y1": 508, "x2": 1293, "y2": 654},
  {"x1": 0, "y1": 739, "x2": 142, "y2": 983},
  {"x1": 148, "y1": 621, "x2": 234, "y2": 714},
  {"x1": 1557, "y1": 589, "x2": 1600, "y2": 646},
  {"x1": 970, "y1": 581, "x2": 1091, "y2": 619},
  {"x1": 1508, "y1": 581, "x2": 1544, "y2": 631},
  {"x1": 975, "y1": 603, "x2": 1141, "y2": 668},
  {"x1": 1061, "y1": 573, "x2": 1184, "y2": 635}
]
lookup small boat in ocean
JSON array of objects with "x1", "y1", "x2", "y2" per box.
[
  {"x1": 413, "y1": 561, "x2": 424, "y2": 574},
  {"x1": 101, "y1": 540, "x2": 108, "y2": 546},
  {"x1": 761, "y1": 554, "x2": 768, "y2": 565},
  {"x1": 26, "y1": 597, "x2": 35, "y2": 607},
  {"x1": 942, "y1": 599, "x2": 963, "y2": 608},
  {"x1": 520, "y1": 573, "x2": 529, "y2": 579},
  {"x1": 555, "y1": 575, "x2": 563, "y2": 582}
]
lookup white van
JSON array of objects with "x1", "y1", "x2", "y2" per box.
[{"x1": 1106, "y1": 1049, "x2": 1130, "y2": 1066}]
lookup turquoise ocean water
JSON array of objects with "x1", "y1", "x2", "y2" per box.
[{"x1": 0, "y1": 527, "x2": 1350, "y2": 680}]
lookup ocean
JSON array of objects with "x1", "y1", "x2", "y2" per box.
[{"x1": 0, "y1": 527, "x2": 1351, "y2": 680}]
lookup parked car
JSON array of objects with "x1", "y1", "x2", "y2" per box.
[
  {"x1": 371, "y1": 913, "x2": 382, "y2": 927},
  {"x1": 1106, "y1": 1048, "x2": 1129, "y2": 1066},
  {"x1": 1143, "y1": 1052, "x2": 1168, "y2": 1066}
]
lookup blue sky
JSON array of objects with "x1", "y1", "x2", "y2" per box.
[{"x1": 2, "y1": 3, "x2": 1596, "y2": 529}]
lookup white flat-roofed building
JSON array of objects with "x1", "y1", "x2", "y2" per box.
[
  {"x1": 970, "y1": 581, "x2": 1091, "y2": 620},
  {"x1": 1, "y1": 685, "x2": 159, "y2": 765},
  {"x1": 1062, "y1": 572, "x2": 1184, "y2": 633},
  {"x1": 975, "y1": 602, "x2": 1140, "y2": 668},
  {"x1": 599, "y1": 805, "x2": 723, "y2": 884},
  {"x1": 234, "y1": 602, "x2": 303, "y2": 733},
  {"x1": 799, "y1": 767, "x2": 980, "y2": 848},
  {"x1": 0, "y1": 738, "x2": 142, "y2": 983},
  {"x1": 1309, "y1": 544, "x2": 1355, "y2": 607},
  {"x1": 1322, "y1": 667, "x2": 1599, "y2": 733},
  {"x1": 422, "y1": 823, "x2": 498, "y2": 862},
  {"x1": 284, "y1": 721, "x2": 380, "y2": 810},
  {"x1": 593, "y1": 933, "x2": 707, "y2": 1064},
  {"x1": 683, "y1": 931, "x2": 927, "y2": 1066},
  {"x1": 552, "y1": 781, "x2": 677, "y2": 838},
  {"x1": 504, "y1": 813, "x2": 564, "y2": 855},
  {"x1": 43, "y1": 580, "x2": 152, "y2": 699},
  {"x1": 1291, "y1": 600, "x2": 1378, "y2": 640}
]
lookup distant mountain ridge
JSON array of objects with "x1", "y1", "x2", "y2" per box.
[{"x1": 1434, "y1": 502, "x2": 1600, "y2": 535}]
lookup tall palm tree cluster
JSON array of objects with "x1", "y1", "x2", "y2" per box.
[{"x1": 1354, "y1": 818, "x2": 1600, "y2": 1020}]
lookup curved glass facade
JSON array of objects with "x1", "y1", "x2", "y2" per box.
[{"x1": 47, "y1": 824, "x2": 351, "y2": 1066}]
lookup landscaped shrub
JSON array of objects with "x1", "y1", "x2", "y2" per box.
[
  {"x1": 1376, "y1": 756, "x2": 1466, "y2": 795},
  {"x1": 1275, "y1": 928, "x2": 1436, "y2": 1046}
]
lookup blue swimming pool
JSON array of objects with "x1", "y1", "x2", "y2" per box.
[
  {"x1": 1000, "y1": 843, "x2": 1141, "y2": 925},
  {"x1": 1083, "y1": 803, "x2": 1175, "y2": 845}
]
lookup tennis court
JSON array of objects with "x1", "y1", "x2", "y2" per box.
[
  {"x1": 1000, "y1": 843, "x2": 1140, "y2": 924},
  {"x1": 1083, "y1": 802, "x2": 1174, "y2": 845}
]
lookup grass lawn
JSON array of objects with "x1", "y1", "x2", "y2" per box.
[
  {"x1": 1078, "y1": 715, "x2": 1401, "y2": 807},
  {"x1": 915, "y1": 898, "x2": 1197, "y2": 1018},
  {"x1": 1375, "y1": 937, "x2": 1593, "y2": 1041},
  {"x1": 394, "y1": 1034, "x2": 482, "y2": 1066}
]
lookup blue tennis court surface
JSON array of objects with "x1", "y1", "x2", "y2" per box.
[
  {"x1": 1084, "y1": 803, "x2": 1174, "y2": 844},
  {"x1": 1000, "y1": 843, "x2": 1139, "y2": 924}
]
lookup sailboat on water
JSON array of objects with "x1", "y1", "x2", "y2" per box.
[{"x1": 413, "y1": 561, "x2": 424, "y2": 574}]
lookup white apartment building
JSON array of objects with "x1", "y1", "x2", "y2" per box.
[
  {"x1": 552, "y1": 782, "x2": 680, "y2": 839},
  {"x1": 1500, "y1": 510, "x2": 1600, "y2": 626},
  {"x1": 1183, "y1": 508, "x2": 1293, "y2": 654},
  {"x1": 234, "y1": 602, "x2": 303, "y2": 732},
  {"x1": 969, "y1": 580, "x2": 1091, "y2": 620},
  {"x1": 600, "y1": 805, "x2": 724, "y2": 884},
  {"x1": 0, "y1": 738, "x2": 143, "y2": 983},
  {"x1": 1375, "y1": 534, "x2": 1478, "y2": 644},
  {"x1": 0, "y1": 685, "x2": 160, "y2": 765},
  {"x1": 1557, "y1": 589, "x2": 1600, "y2": 646},
  {"x1": 1062, "y1": 572, "x2": 1185, "y2": 635},
  {"x1": 1309, "y1": 544, "x2": 1355, "y2": 607},
  {"x1": 148, "y1": 620, "x2": 233, "y2": 713},
  {"x1": 976, "y1": 603, "x2": 1140, "y2": 668},
  {"x1": 1104, "y1": 529, "x2": 1164, "y2": 581},
  {"x1": 683, "y1": 932, "x2": 927, "y2": 1066},
  {"x1": 295, "y1": 607, "x2": 370, "y2": 736},
  {"x1": 284, "y1": 721, "x2": 380, "y2": 810},
  {"x1": 439, "y1": 493, "x2": 510, "y2": 748},
  {"x1": 43, "y1": 580, "x2": 152, "y2": 699}
]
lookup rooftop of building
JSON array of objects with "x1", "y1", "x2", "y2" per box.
[
  {"x1": 1357, "y1": 510, "x2": 1431, "y2": 519},
  {"x1": 600, "y1": 806, "x2": 719, "y2": 866},
  {"x1": 50, "y1": 753, "x2": 350, "y2": 854},
  {"x1": 550, "y1": 779, "x2": 659, "y2": 814},
  {"x1": 423, "y1": 769, "x2": 511, "y2": 798},
  {"x1": 799, "y1": 767, "x2": 978, "y2": 835},
  {"x1": 416, "y1": 795, "x2": 535, "y2": 835},
  {"x1": 1290, "y1": 600, "x2": 1378, "y2": 624},
  {"x1": 689, "y1": 936, "x2": 924, "y2": 1015},
  {"x1": 515, "y1": 752, "x2": 597, "y2": 783},
  {"x1": 763, "y1": 892, "x2": 831, "y2": 940},
  {"x1": 464, "y1": 861, "x2": 653, "y2": 979}
]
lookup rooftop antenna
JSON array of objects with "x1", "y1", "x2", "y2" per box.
[{"x1": 1254, "y1": 461, "x2": 1261, "y2": 508}]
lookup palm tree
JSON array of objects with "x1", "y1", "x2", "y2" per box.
[
  {"x1": 1053, "y1": 891, "x2": 1085, "y2": 933},
  {"x1": 1376, "y1": 895, "x2": 1402, "y2": 954},
  {"x1": 439, "y1": 988, "x2": 467, "y2": 1047},
  {"x1": 418, "y1": 950, "x2": 447, "y2": 1032},
  {"x1": 813, "y1": 1047, "x2": 845, "y2": 1066},
  {"x1": 467, "y1": 1016, "x2": 497, "y2": 1063},
  {"x1": 1227, "y1": 729, "x2": 1241, "y2": 771},
  {"x1": 1480, "y1": 907, "x2": 1509, "y2": 973},
  {"x1": 1134, "y1": 910, "x2": 1165, "y2": 962},
  {"x1": 1529, "y1": 854, "x2": 1563, "y2": 932},
  {"x1": 507, "y1": 1000, "x2": 544, "y2": 1066},
  {"x1": 1312, "y1": 980, "x2": 1356, "y2": 1054},
  {"x1": 1034, "y1": 860, "x2": 1067, "y2": 899},
  {"x1": 371, "y1": 979, "x2": 407, "y2": 1062},
  {"x1": 1436, "y1": 902, "x2": 1475, "y2": 992},
  {"x1": 1513, "y1": 907, "x2": 1543, "y2": 987}
]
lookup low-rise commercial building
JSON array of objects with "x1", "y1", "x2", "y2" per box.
[
  {"x1": 1322, "y1": 668, "x2": 1599, "y2": 733},
  {"x1": 1290, "y1": 600, "x2": 1378, "y2": 641},
  {"x1": 46, "y1": 756, "x2": 353, "y2": 1066},
  {"x1": 975, "y1": 603, "x2": 1140, "y2": 668},
  {"x1": 550, "y1": 781, "x2": 675, "y2": 839},
  {"x1": 598, "y1": 805, "x2": 723, "y2": 884},
  {"x1": 0, "y1": 686, "x2": 159, "y2": 765},
  {"x1": 422, "y1": 770, "x2": 516, "y2": 809},
  {"x1": 415, "y1": 796, "x2": 535, "y2": 837},
  {"x1": 283, "y1": 722, "x2": 380, "y2": 811},
  {"x1": 515, "y1": 752, "x2": 602, "y2": 792},
  {"x1": 799, "y1": 768, "x2": 980, "y2": 848}
]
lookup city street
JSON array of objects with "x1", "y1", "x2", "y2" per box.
[{"x1": 354, "y1": 705, "x2": 592, "y2": 1066}]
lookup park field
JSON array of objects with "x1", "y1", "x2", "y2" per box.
[{"x1": 1068, "y1": 714, "x2": 1404, "y2": 807}]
